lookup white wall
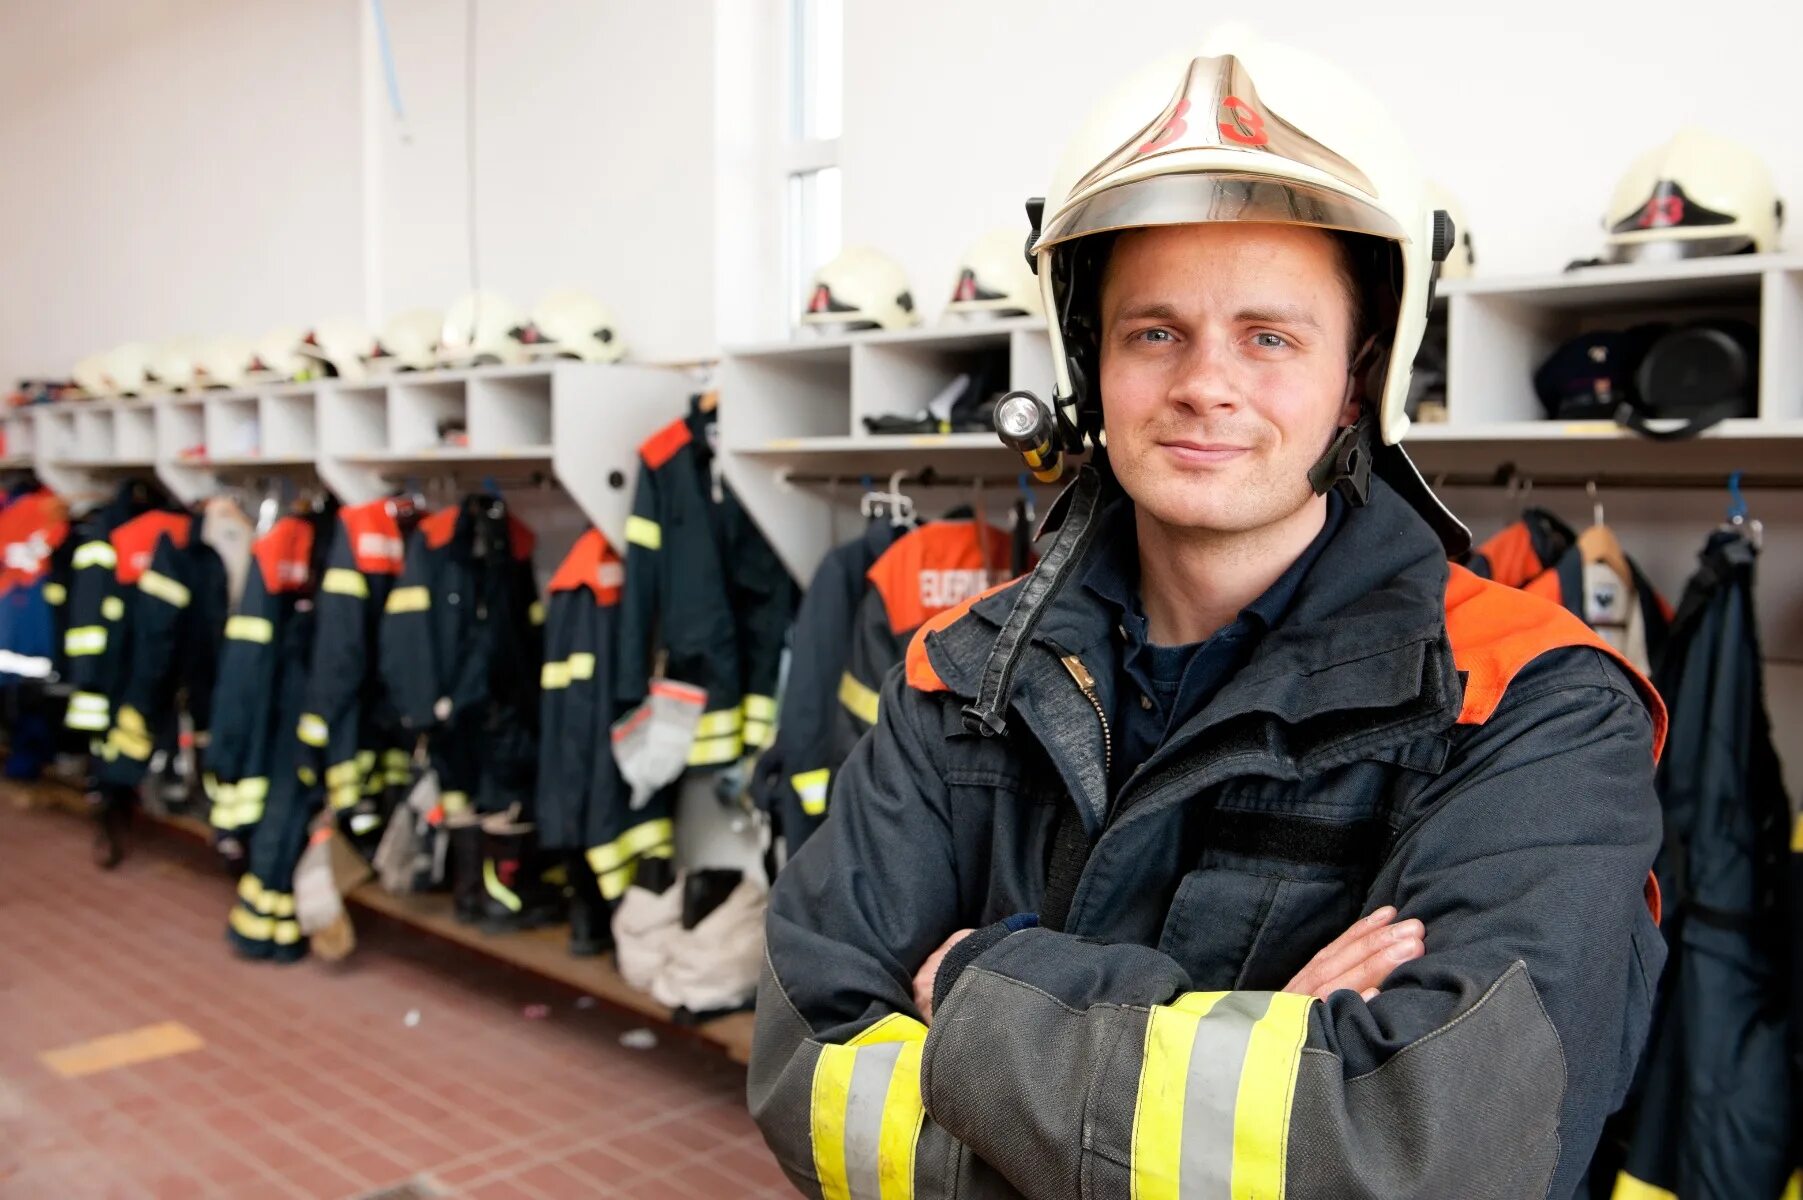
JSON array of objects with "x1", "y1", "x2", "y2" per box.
[
  {"x1": 0, "y1": 0, "x2": 365, "y2": 384},
  {"x1": 367, "y1": 0, "x2": 717, "y2": 364},
  {"x1": 840, "y1": 0, "x2": 1803, "y2": 318}
]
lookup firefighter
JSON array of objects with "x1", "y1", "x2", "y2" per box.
[{"x1": 750, "y1": 30, "x2": 1667, "y2": 1199}]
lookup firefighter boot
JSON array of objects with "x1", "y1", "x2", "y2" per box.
[
  {"x1": 449, "y1": 824, "x2": 485, "y2": 924},
  {"x1": 478, "y1": 825, "x2": 567, "y2": 935},
  {"x1": 91, "y1": 783, "x2": 135, "y2": 870},
  {"x1": 567, "y1": 852, "x2": 612, "y2": 958}
]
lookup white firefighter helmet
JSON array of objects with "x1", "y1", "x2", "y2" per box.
[
  {"x1": 1602, "y1": 128, "x2": 1783, "y2": 264},
  {"x1": 1427, "y1": 182, "x2": 1475, "y2": 281},
  {"x1": 365, "y1": 309, "x2": 443, "y2": 375},
  {"x1": 295, "y1": 319, "x2": 375, "y2": 382},
  {"x1": 190, "y1": 337, "x2": 256, "y2": 390},
  {"x1": 95, "y1": 343, "x2": 154, "y2": 397},
  {"x1": 945, "y1": 228, "x2": 1044, "y2": 321},
  {"x1": 516, "y1": 290, "x2": 625, "y2": 363},
  {"x1": 142, "y1": 340, "x2": 202, "y2": 394},
  {"x1": 800, "y1": 246, "x2": 920, "y2": 333},
  {"x1": 439, "y1": 291, "x2": 530, "y2": 367},
  {"x1": 244, "y1": 327, "x2": 307, "y2": 383},
  {"x1": 70, "y1": 354, "x2": 110, "y2": 398},
  {"x1": 1024, "y1": 26, "x2": 1466, "y2": 548}
]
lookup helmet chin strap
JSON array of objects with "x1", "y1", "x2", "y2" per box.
[{"x1": 1307, "y1": 336, "x2": 1380, "y2": 505}]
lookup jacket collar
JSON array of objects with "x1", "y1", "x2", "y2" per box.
[{"x1": 925, "y1": 477, "x2": 1462, "y2": 823}]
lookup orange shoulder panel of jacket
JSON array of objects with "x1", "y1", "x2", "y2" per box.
[
  {"x1": 904, "y1": 577, "x2": 1018, "y2": 694},
  {"x1": 869, "y1": 520, "x2": 1019, "y2": 636},
  {"x1": 253, "y1": 516, "x2": 316, "y2": 594},
  {"x1": 341, "y1": 501, "x2": 405, "y2": 574},
  {"x1": 506, "y1": 514, "x2": 536, "y2": 562},
  {"x1": 638, "y1": 417, "x2": 692, "y2": 470},
  {"x1": 1445, "y1": 562, "x2": 1667, "y2": 760},
  {"x1": 111, "y1": 511, "x2": 191, "y2": 583},
  {"x1": 1519, "y1": 565, "x2": 1562, "y2": 603},
  {"x1": 1472, "y1": 521, "x2": 1542, "y2": 590},
  {"x1": 419, "y1": 508, "x2": 459, "y2": 550},
  {"x1": 548, "y1": 529, "x2": 623, "y2": 603}
]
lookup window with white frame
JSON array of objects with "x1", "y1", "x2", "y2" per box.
[{"x1": 782, "y1": 0, "x2": 842, "y2": 330}]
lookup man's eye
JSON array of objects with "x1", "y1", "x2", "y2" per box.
[
  {"x1": 1136, "y1": 328, "x2": 1173, "y2": 344},
  {"x1": 1253, "y1": 332, "x2": 1290, "y2": 349}
]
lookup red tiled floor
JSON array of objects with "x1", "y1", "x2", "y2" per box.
[{"x1": 0, "y1": 798, "x2": 793, "y2": 1198}]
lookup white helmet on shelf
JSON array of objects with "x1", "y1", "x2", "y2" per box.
[
  {"x1": 191, "y1": 337, "x2": 256, "y2": 390},
  {"x1": 439, "y1": 291, "x2": 530, "y2": 367},
  {"x1": 945, "y1": 228, "x2": 1044, "y2": 321},
  {"x1": 70, "y1": 354, "x2": 110, "y2": 398},
  {"x1": 1602, "y1": 128, "x2": 1783, "y2": 264},
  {"x1": 365, "y1": 309, "x2": 443, "y2": 375},
  {"x1": 244, "y1": 327, "x2": 307, "y2": 383},
  {"x1": 515, "y1": 290, "x2": 625, "y2": 363},
  {"x1": 296, "y1": 319, "x2": 375, "y2": 382},
  {"x1": 95, "y1": 343, "x2": 154, "y2": 397},
  {"x1": 142, "y1": 340, "x2": 202, "y2": 394},
  {"x1": 800, "y1": 246, "x2": 920, "y2": 333},
  {"x1": 1427, "y1": 182, "x2": 1476, "y2": 280},
  {"x1": 1020, "y1": 24, "x2": 1465, "y2": 548}
]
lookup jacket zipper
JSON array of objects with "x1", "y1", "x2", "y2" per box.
[{"x1": 1060, "y1": 654, "x2": 1112, "y2": 783}]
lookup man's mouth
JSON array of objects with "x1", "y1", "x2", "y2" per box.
[{"x1": 1158, "y1": 438, "x2": 1251, "y2": 465}]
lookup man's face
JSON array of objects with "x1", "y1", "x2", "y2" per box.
[{"x1": 1097, "y1": 222, "x2": 1360, "y2": 535}]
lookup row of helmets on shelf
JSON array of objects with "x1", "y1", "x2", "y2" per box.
[
  {"x1": 809, "y1": 127, "x2": 1782, "y2": 336},
  {"x1": 63, "y1": 289, "x2": 624, "y2": 403}
]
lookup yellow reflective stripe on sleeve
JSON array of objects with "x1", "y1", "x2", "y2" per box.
[
  {"x1": 115, "y1": 705, "x2": 146, "y2": 735},
  {"x1": 229, "y1": 905, "x2": 271, "y2": 943},
  {"x1": 1611, "y1": 1174, "x2": 1679, "y2": 1200},
  {"x1": 139, "y1": 570, "x2": 191, "y2": 609},
  {"x1": 838, "y1": 671, "x2": 880, "y2": 726},
  {"x1": 1783, "y1": 1171, "x2": 1803, "y2": 1200},
  {"x1": 296, "y1": 713, "x2": 330, "y2": 747},
  {"x1": 744, "y1": 720, "x2": 774, "y2": 750},
  {"x1": 209, "y1": 782, "x2": 240, "y2": 829},
  {"x1": 1230, "y1": 991, "x2": 1314, "y2": 1197},
  {"x1": 64, "y1": 626, "x2": 107, "y2": 656},
  {"x1": 324, "y1": 759, "x2": 361, "y2": 789},
  {"x1": 107, "y1": 725, "x2": 153, "y2": 761},
  {"x1": 695, "y1": 708, "x2": 744, "y2": 738},
  {"x1": 102, "y1": 595, "x2": 125, "y2": 621},
  {"x1": 225, "y1": 615, "x2": 274, "y2": 643},
  {"x1": 384, "y1": 585, "x2": 430, "y2": 614},
  {"x1": 322, "y1": 567, "x2": 368, "y2": 598},
  {"x1": 586, "y1": 817, "x2": 676, "y2": 876},
  {"x1": 440, "y1": 790, "x2": 470, "y2": 815},
  {"x1": 567, "y1": 652, "x2": 596, "y2": 680},
  {"x1": 812, "y1": 1014, "x2": 929, "y2": 1200},
  {"x1": 688, "y1": 733, "x2": 743, "y2": 766},
  {"x1": 66, "y1": 692, "x2": 110, "y2": 731},
  {"x1": 483, "y1": 860, "x2": 523, "y2": 912},
  {"x1": 44, "y1": 583, "x2": 66, "y2": 606},
  {"x1": 791, "y1": 768, "x2": 831, "y2": 817},
  {"x1": 529, "y1": 601, "x2": 546, "y2": 626},
  {"x1": 1133, "y1": 992, "x2": 1227, "y2": 1200},
  {"x1": 328, "y1": 786, "x2": 360, "y2": 811},
  {"x1": 595, "y1": 861, "x2": 637, "y2": 900},
  {"x1": 541, "y1": 661, "x2": 572, "y2": 690},
  {"x1": 625, "y1": 515, "x2": 662, "y2": 550},
  {"x1": 72, "y1": 541, "x2": 117, "y2": 569},
  {"x1": 743, "y1": 693, "x2": 777, "y2": 722}
]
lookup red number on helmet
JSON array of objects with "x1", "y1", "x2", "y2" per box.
[
  {"x1": 1137, "y1": 98, "x2": 1191, "y2": 155},
  {"x1": 1637, "y1": 196, "x2": 1685, "y2": 228},
  {"x1": 1218, "y1": 96, "x2": 1269, "y2": 147}
]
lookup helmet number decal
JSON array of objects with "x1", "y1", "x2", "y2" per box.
[
  {"x1": 1136, "y1": 98, "x2": 1190, "y2": 155},
  {"x1": 1637, "y1": 195, "x2": 1685, "y2": 228},
  {"x1": 1218, "y1": 96, "x2": 1268, "y2": 146}
]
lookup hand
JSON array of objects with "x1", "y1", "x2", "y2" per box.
[
  {"x1": 1282, "y1": 906, "x2": 1425, "y2": 1002},
  {"x1": 913, "y1": 929, "x2": 974, "y2": 1023}
]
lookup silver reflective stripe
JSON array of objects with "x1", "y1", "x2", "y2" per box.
[
  {"x1": 0, "y1": 650, "x2": 51, "y2": 678},
  {"x1": 1179, "y1": 993, "x2": 1264, "y2": 1198},
  {"x1": 843, "y1": 1040, "x2": 905, "y2": 1200}
]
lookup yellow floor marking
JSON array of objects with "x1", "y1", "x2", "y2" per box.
[{"x1": 38, "y1": 1021, "x2": 205, "y2": 1079}]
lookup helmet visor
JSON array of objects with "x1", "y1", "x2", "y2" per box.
[{"x1": 1037, "y1": 171, "x2": 1407, "y2": 253}]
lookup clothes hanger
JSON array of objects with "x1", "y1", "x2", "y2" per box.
[{"x1": 1576, "y1": 479, "x2": 1633, "y2": 585}]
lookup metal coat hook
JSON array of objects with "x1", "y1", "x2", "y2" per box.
[{"x1": 1726, "y1": 470, "x2": 1750, "y2": 522}]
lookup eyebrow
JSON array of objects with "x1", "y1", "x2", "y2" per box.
[{"x1": 1108, "y1": 301, "x2": 1322, "y2": 331}]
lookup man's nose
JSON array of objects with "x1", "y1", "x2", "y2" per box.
[{"x1": 1166, "y1": 333, "x2": 1242, "y2": 414}]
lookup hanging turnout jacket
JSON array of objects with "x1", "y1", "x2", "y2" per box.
[
  {"x1": 295, "y1": 498, "x2": 414, "y2": 813},
  {"x1": 206, "y1": 510, "x2": 332, "y2": 840},
  {"x1": 616, "y1": 398, "x2": 798, "y2": 769},
  {"x1": 0, "y1": 489, "x2": 69, "y2": 683},
  {"x1": 752, "y1": 519, "x2": 904, "y2": 858},
  {"x1": 1608, "y1": 528, "x2": 1798, "y2": 1200},
  {"x1": 1521, "y1": 539, "x2": 1672, "y2": 678},
  {"x1": 60, "y1": 481, "x2": 169, "y2": 736},
  {"x1": 1464, "y1": 505, "x2": 1576, "y2": 588},
  {"x1": 832, "y1": 517, "x2": 1019, "y2": 769},
  {"x1": 750, "y1": 474, "x2": 1669, "y2": 1200},
  {"x1": 97, "y1": 511, "x2": 229, "y2": 786},
  {"x1": 380, "y1": 495, "x2": 542, "y2": 820}
]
